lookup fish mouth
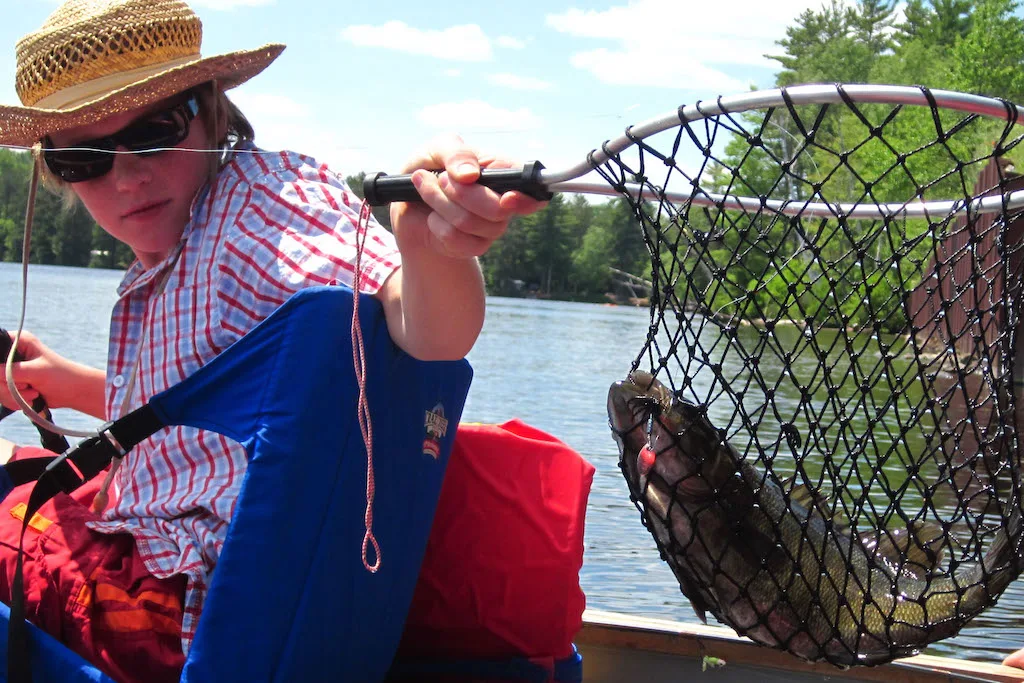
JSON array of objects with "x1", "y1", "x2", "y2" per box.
[
  {"x1": 608, "y1": 371, "x2": 677, "y2": 440},
  {"x1": 608, "y1": 377, "x2": 660, "y2": 498},
  {"x1": 608, "y1": 371, "x2": 688, "y2": 505}
]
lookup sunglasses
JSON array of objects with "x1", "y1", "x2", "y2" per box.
[{"x1": 43, "y1": 93, "x2": 201, "y2": 183}]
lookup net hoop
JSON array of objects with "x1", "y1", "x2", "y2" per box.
[
  {"x1": 545, "y1": 83, "x2": 1024, "y2": 219},
  {"x1": 600, "y1": 81, "x2": 1024, "y2": 666}
]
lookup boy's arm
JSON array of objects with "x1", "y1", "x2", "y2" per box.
[
  {"x1": 375, "y1": 136, "x2": 543, "y2": 361},
  {"x1": 375, "y1": 254, "x2": 486, "y2": 362}
]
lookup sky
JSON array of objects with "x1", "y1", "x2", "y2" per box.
[{"x1": 1, "y1": 0, "x2": 839, "y2": 179}]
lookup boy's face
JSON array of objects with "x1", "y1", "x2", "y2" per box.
[{"x1": 47, "y1": 93, "x2": 211, "y2": 269}]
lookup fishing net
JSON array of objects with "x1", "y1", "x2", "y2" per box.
[{"x1": 603, "y1": 85, "x2": 1024, "y2": 666}]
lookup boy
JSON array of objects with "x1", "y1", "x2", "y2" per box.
[{"x1": 0, "y1": 0, "x2": 541, "y2": 680}]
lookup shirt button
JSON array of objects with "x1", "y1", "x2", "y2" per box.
[{"x1": 112, "y1": 374, "x2": 125, "y2": 388}]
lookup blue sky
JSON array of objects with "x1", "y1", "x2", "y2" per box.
[{"x1": 4, "y1": 0, "x2": 835, "y2": 177}]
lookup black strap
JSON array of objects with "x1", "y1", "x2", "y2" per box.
[
  {"x1": 105, "y1": 405, "x2": 167, "y2": 455},
  {"x1": 2, "y1": 458, "x2": 78, "y2": 492},
  {"x1": 5, "y1": 403, "x2": 166, "y2": 683}
]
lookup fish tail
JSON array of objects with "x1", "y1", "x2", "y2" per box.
[
  {"x1": 955, "y1": 507, "x2": 1022, "y2": 617},
  {"x1": 983, "y1": 506, "x2": 1021, "y2": 591}
]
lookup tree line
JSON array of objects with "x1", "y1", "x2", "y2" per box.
[
  {"x1": 1, "y1": 0, "x2": 1022, "y2": 310},
  {"x1": 691, "y1": 0, "x2": 1024, "y2": 332},
  {"x1": 0, "y1": 151, "x2": 648, "y2": 302},
  {"x1": 0, "y1": 149, "x2": 132, "y2": 269},
  {"x1": 478, "y1": 0, "x2": 1024, "y2": 307}
]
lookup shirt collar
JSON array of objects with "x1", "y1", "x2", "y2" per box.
[
  {"x1": 116, "y1": 240, "x2": 186, "y2": 296},
  {"x1": 115, "y1": 141, "x2": 258, "y2": 296}
]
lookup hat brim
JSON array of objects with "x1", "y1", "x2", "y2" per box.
[{"x1": 0, "y1": 43, "x2": 285, "y2": 148}]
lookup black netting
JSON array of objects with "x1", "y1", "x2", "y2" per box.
[{"x1": 604, "y1": 85, "x2": 1024, "y2": 667}]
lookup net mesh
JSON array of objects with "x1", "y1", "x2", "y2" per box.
[{"x1": 603, "y1": 85, "x2": 1024, "y2": 667}]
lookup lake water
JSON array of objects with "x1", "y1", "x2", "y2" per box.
[{"x1": 0, "y1": 262, "x2": 1022, "y2": 665}]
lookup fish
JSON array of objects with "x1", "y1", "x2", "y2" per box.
[{"x1": 607, "y1": 371, "x2": 1021, "y2": 667}]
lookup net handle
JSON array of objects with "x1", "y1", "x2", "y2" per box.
[{"x1": 363, "y1": 83, "x2": 1024, "y2": 219}]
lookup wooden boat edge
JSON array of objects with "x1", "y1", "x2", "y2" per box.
[{"x1": 577, "y1": 609, "x2": 1024, "y2": 683}]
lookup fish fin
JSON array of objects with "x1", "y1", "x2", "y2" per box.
[
  {"x1": 784, "y1": 478, "x2": 852, "y2": 534},
  {"x1": 827, "y1": 515, "x2": 852, "y2": 538},
  {"x1": 903, "y1": 521, "x2": 946, "y2": 575},
  {"x1": 861, "y1": 521, "x2": 945, "y2": 577},
  {"x1": 660, "y1": 549, "x2": 717, "y2": 626},
  {"x1": 676, "y1": 572, "x2": 713, "y2": 624},
  {"x1": 786, "y1": 479, "x2": 830, "y2": 512}
]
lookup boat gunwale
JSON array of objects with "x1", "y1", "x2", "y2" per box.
[{"x1": 578, "y1": 609, "x2": 1024, "y2": 683}]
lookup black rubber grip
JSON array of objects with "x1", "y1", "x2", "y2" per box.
[{"x1": 362, "y1": 161, "x2": 553, "y2": 206}]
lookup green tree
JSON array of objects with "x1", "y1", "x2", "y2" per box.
[
  {"x1": 899, "y1": 0, "x2": 973, "y2": 46},
  {"x1": 0, "y1": 148, "x2": 105, "y2": 268},
  {"x1": 950, "y1": 0, "x2": 1024, "y2": 101},
  {"x1": 869, "y1": 37, "x2": 953, "y2": 89},
  {"x1": 90, "y1": 225, "x2": 134, "y2": 269},
  {"x1": 603, "y1": 198, "x2": 648, "y2": 278},
  {"x1": 0, "y1": 218, "x2": 17, "y2": 262},
  {"x1": 770, "y1": 0, "x2": 889, "y2": 85},
  {"x1": 571, "y1": 211, "x2": 617, "y2": 296},
  {"x1": 522, "y1": 194, "x2": 578, "y2": 295},
  {"x1": 563, "y1": 195, "x2": 594, "y2": 295},
  {"x1": 480, "y1": 211, "x2": 535, "y2": 295},
  {"x1": 851, "y1": 0, "x2": 898, "y2": 58}
]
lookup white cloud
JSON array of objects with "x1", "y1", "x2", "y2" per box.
[
  {"x1": 486, "y1": 73, "x2": 554, "y2": 92},
  {"x1": 570, "y1": 47, "x2": 749, "y2": 92},
  {"x1": 445, "y1": 68, "x2": 463, "y2": 78},
  {"x1": 417, "y1": 100, "x2": 543, "y2": 133},
  {"x1": 496, "y1": 36, "x2": 526, "y2": 49},
  {"x1": 340, "y1": 21, "x2": 493, "y2": 61},
  {"x1": 547, "y1": 0, "x2": 821, "y2": 90}
]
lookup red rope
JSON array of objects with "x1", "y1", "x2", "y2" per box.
[{"x1": 353, "y1": 201, "x2": 380, "y2": 573}]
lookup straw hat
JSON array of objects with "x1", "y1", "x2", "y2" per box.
[{"x1": 0, "y1": 0, "x2": 285, "y2": 147}]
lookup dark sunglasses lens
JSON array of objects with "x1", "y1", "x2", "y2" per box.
[
  {"x1": 43, "y1": 96, "x2": 196, "y2": 182},
  {"x1": 121, "y1": 108, "x2": 192, "y2": 154},
  {"x1": 44, "y1": 150, "x2": 114, "y2": 183}
]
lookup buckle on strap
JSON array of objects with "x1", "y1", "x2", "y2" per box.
[
  {"x1": 42, "y1": 425, "x2": 122, "y2": 484},
  {"x1": 100, "y1": 422, "x2": 128, "y2": 458}
]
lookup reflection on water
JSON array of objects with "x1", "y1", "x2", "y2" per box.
[{"x1": 0, "y1": 264, "x2": 1022, "y2": 663}]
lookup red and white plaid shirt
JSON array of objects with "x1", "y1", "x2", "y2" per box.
[{"x1": 86, "y1": 142, "x2": 401, "y2": 652}]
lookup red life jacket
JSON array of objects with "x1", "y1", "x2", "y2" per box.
[{"x1": 399, "y1": 420, "x2": 595, "y2": 662}]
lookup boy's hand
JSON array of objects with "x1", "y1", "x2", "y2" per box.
[{"x1": 389, "y1": 134, "x2": 545, "y2": 259}]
